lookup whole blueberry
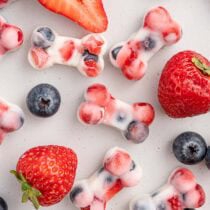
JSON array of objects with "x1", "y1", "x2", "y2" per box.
[
  {"x1": 32, "y1": 27, "x2": 55, "y2": 49},
  {"x1": 142, "y1": 36, "x2": 156, "y2": 51},
  {"x1": 124, "y1": 121, "x2": 149, "y2": 144},
  {"x1": 27, "y1": 84, "x2": 61, "y2": 117},
  {"x1": 0, "y1": 197, "x2": 8, "y2": 210},
  {"x1": 173, "y1": 132, "x2": 207, "y2": 165},
  {"x1": 83, "y1": 50, "x2": 98, "y2": 62},
  {"x1": 205, "y1": 146, "x2": 210, "y2": 169},
  {"x1": 111, "y1": 46, "x2": 123, "y2": 60}
]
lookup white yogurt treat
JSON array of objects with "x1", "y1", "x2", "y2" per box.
[
  {"x1": 28, "y1": 27, "x2": 106, "y2": 77},
  {"x1": 0, "y1": 97, "x2": 24, "y2": 144},
  {"x1": 70, "y1": 147, "x2": 142, "y2": 210},
  {"x1": 77, "y1": 83, "x2": 155, "y2": 144},
  {"x1": 0, "y1": 15, "x2": 23, "y2": 58},
  {"x1": 130, "y1": 168, "x2": 205, "y2": 210},
  {"x1": 109, "y1": 6, "x2": 182, "y2": 80}
]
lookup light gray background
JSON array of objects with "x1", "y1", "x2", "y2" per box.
[{"x1": 0, "y1": 0, "x2": 210, "y2": 209}]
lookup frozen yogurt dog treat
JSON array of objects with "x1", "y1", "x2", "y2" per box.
[
  {"x1": 130, "y1": 168, "x2": 205, "y2": 210},
  {"x1": 110, "y1": 6, "x2": 182, "y2": 80},
  {"x1": 28, "y1": 27, "x2": 106, "y2": 77},
  {"x1": 78, "y1": 83, "x2": 155, "y2": 143},
  {"x1": 0, "y1": 98, "x2": 24, "y2": 144},
  {"x1": 0, "y1": 16, "x2": 23, "y2": 58},
  {"x1": 70, "y1": 147, "x2": 142, "y2": 210},
  {"x1": 0, "y1": 0, "x2": 16, "y2": 8}
]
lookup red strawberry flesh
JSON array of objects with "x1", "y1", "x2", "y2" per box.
[{"x1": 38, "y1": 0, "x2": 108, "y2": 33}]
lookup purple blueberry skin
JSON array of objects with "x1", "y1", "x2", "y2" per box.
[
  {"x1": 26, "y1": 84, "x2": 61, "y2": 118},
  {"x1": 173, "y1": 131, "x2": 207, "y2": 165},
  {"x1": 124, "y1": 121, "x2": 149, "y2": 144}
]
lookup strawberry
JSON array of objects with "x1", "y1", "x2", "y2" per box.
[
  {"x1": 30, "y1": 48, "x2": 49, "y2": 69},
  {"x1": 11, "y1": 145, "x2": 77, "y2": 209},
  {"x1": 158, "y1": 50, "x2": 210, "y2": 118},
  {"x1": 59, "y1": 41, "x2": 75, "y2": 61},
  {"x1": 167, "y1": 195, "x2": 183, "y2": 210},
  {"x1": 38, "y1": 0, "x2": 108, "y2": 33}
]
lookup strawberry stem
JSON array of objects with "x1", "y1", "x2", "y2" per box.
[
  {"x1": 10, "y1": 170, "x2": 42, "y2": 209},
  {"x1": 192, "y1": 57, "x2": 210, "y2": 75}
]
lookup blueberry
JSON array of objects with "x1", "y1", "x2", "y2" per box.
[
  {"x1": 27, "y1": 84, "x2": 61, "y2": 118},
  {"x1": 142, "y1": 37, "x2": 156, "y2": 51},
  {"x1": 157, "y1": 203, "x2": 166, "y2": 210},
  {"x1": 83, "y1": 50, "x2": 98, "y2": 62},
  {"x1": 205, "y1": 146, "x2": 210, "y2": 169},
  {"x1": 173, "y1": 132, "x2": 207, "y2": 165},
  {"x1": 124, "y1": 121, "x2": 149, "y2": 144},
  {"x1": 111, "y1": 46, "x2": 122, "y2": 60},
  {"x1": 32, "y1": 27, "x2": 55, "y2": 49},
  {"x1": 116, "y1": 112, "x2": 126, "y2": 122},
  {"x1": 105, "y1": 174, "x2": 114, "y2": 183},
  {"x1": 70, "y1": 186, "x2": 83, "y2": 203},
  {"x1": 0, "y1": 197, "x2": 7, "y2": 210},
  {"x1": 130, "y1": 161, "x2": 136, "y2": 171}
]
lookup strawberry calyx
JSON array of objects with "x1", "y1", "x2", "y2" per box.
[
  {"x1": 192, "y1": 57, "x2": 210, "y2": 76},
  {"x1": 10, "y1": 170, "x2": 42, "y2": 209}
]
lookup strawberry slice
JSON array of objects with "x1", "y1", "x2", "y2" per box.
[
  {"x1": 38, "y1": 0, "x2": 108, "y2": 33},
  {"x1": 167, "y1": 195, "x2": 183, "y2": 210}
]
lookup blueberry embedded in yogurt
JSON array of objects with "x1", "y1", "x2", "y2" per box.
[
  {"x1": 124, "y1": 121, "x2": 149, "y2": 144},
  {"x1": 31, "y1": 27, "x2": 55, "y2": 49},
  {"x1": 78, "y1": 83, "x2": 155, "y2": 144},
  {"x1": 129, "y1": 168, "x2": 205, "y2": 210},
  {"x1": 109, "y1": 7, "x2": 182, "y2": 80},
  {"x1": 28, "y1": 28, "x2": 106, "y2": 77},
  {"x1": 26, "y1": 84, "x2": 61, "y2": 118},
  {"x1": 70, "y1": 147, "x2": 142, "y2": 210}
]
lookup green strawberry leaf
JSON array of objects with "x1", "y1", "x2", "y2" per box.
[
  {"x1": 192, "y1": 57, "x2": 210, "y2": 75},
  {"x1": 10, "y1": 170, "x2": 42, "y2": 209}
]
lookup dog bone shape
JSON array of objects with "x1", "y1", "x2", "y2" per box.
[
  {"x1": 0, "y1": 0, "x2": 16, "y2": 8},
  {"x1": 28, "y1": 27, "x2": 106, "y2": 77},
  {"x1": 0, "y1": 98, "x2": 24, "y2": 144},
  {"x1": 0, "y1": 16, "x2": 23, "y2": 58},
  {"x1": 70, "y1": 147, "x2": 142, "y2": 210},
  {"x1": 78, "y1": 83, "x2": 155, "y2": 144},
  {"x1": 110, "y1": 6, "x2": 182, "y2": 80},
  {"x1": 130, "y1": 168, "x2": 205, "y2": 210}
]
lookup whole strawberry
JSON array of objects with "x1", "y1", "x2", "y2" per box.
[
  {"x1": 11, "y1": 145, "x2": 77, "y2": 209},
  {"x1": 158, "y1": 50, "x2": 210, "y2": 118}
]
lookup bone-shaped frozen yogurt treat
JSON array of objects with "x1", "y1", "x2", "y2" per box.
[
  {"x1": 110, "y1": 6, "x2": 182, "y2": 80},
  {"x1": 130, "y1": 168, "x2": 205, "y2": 210},
  {"x1": 0, "y1": 16, "x2": 23, "y2": 58},
  {"x1": 0, "y1": 98, "x2": 24, "y2": 144},
  {"x1": 28, "y1": 27, "x2": 106, "y2": 77},
  {"x1": 0, "y1": 0, "x2": 17, "y2": 8},
  {"x1": 78, "y1": 83, "x2": 155, "y2": 144},
  {"x1": 70, "y1": 147, "x2": 142, "y2": 210}
]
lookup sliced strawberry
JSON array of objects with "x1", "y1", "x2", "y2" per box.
[
  {"x1": 105, "y1": 179, "x2": 123, "y2": 201},
  {"x1": 59, "y1": 41, "x2": 75, "y2": 61},
  {"x1": 85, "y1": 84, "x2": 111, "y2": 107},
  {"x1": 167, "y1": 195, "x2": 183, "y2": 210},
  {"x1": 82, "y1": 35, "x2": 104, "y2": 55},
  {"x1": 38, "y1": 0, "x2": 108, "y2": 33},
  {"x1": 30, "y1": 48, "x2": 49, "y2": 69}
]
